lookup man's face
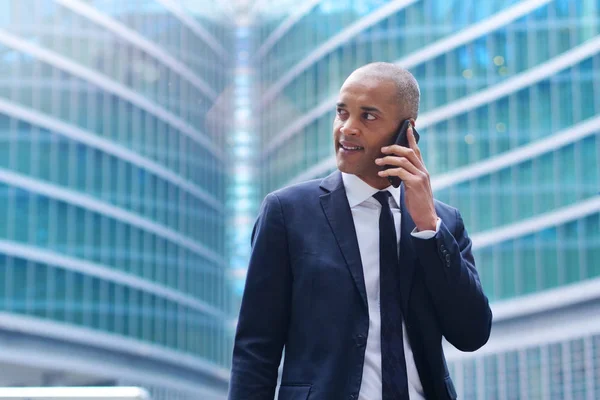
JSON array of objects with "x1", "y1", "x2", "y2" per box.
[{"x1": 333, "y1": 73, "x2": 406, "y2": 187}]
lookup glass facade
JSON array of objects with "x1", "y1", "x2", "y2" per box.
[
  {"x1": 0, "y1": 0, "x2": 232, "y2": 398},
  {"x1": 0, "y1": 0, "x2": 597, "y2": 397},
  {"x1": 253, "y1": 0, "x2": 600, "y2": 397},
  {"x1": 259, "y1": 0, "x2": 600, "y2": 194},
  {"x1": 448, "y1": 332, "x2": 600, "y2": 400}
]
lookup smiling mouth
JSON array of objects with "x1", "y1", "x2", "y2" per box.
[{"x1": 340, "y1": 143, "x2": 364, "y2": 151}]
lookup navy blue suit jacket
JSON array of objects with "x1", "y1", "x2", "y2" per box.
[{"x1": 229, "y1": 171, "x2": 492, "y2": 400}]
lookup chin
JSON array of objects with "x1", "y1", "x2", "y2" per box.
[{"x1": 335, "y1": 158, "x2": 354, "y2": 174}]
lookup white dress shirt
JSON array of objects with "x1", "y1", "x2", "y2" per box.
[{"x1": 341, "y1": 173, "x2": 441, "y2": 400}]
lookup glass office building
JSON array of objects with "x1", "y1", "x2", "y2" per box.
[
  {"x1": 0, "y1": 0, "x2": 233, "y2": 399},
  {"x1": 253, "y1": 0, "x2": 600, "y2": 398}
]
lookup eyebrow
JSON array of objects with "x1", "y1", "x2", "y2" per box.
[{"x1": 336, "y1": 102, "x2": 382, "y2": 113}]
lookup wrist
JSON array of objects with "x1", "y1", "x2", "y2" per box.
[{"x1": 416, "y1": 216, "x2": 438, "y2": 232}]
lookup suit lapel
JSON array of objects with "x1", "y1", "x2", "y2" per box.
[
  {"x1": 399, "y1": 183, "x2": 417, "y2": 315},
  {"x1": 319, "y1": 172, "x2": 368, "y2": 311}
]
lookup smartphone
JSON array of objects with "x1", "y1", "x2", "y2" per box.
[{"x1": 384, "y1": 119, "x2": 420, "y2": 188}]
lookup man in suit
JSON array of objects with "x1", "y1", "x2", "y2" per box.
[{"x1": 229, "y1": 62, "x2": 492, "y2": 400}]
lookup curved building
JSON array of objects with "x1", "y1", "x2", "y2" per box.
[
  {"x1": 253, "y1": 0, "x2": 600, "y2": 398},
  {"x1": 0, "y1": 0, "x2": 232, "y2": 399}
]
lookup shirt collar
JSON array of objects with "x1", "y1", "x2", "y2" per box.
[{"x1": 341, "y1": 172, "x2": 401, "y2": 208}]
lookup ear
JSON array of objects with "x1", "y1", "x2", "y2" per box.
[{"x1": 409, "y1": 118, "x2": 416, "y2": 128}]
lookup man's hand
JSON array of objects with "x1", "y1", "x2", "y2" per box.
[{"x1": 375, "y1": 125, "x2": 438, "y2": 231}]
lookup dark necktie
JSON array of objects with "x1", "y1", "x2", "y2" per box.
[{"x1": 373, "y1": 191, "x2": 409, "y2": 400}]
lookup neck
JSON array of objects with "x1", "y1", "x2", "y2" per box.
[{"x1": 354, "y1": 173, "x2": 391, "y2": 190}]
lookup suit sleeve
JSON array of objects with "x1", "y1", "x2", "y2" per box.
[
  {"x1": 228, "y1": 193, "x2": 291, "y2": 400},
  {"x1": 412, "y1": 208, "x2": 492, "y2": 352}
]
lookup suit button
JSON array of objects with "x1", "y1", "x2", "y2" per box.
[
  {"x1": 440, "y1": 244, "x2": 446, "y2": 252},
  {"x1": 445, "y1": 254, "x2": 451, "y2": 262},
  {"x1": 355, "y1": 334, "x2": 366, "y2": 347}
]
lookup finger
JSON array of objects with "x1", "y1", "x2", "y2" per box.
[
  {"x1": 378, "y1": 167, "x2": 413, "y2": 180},
  {"x1": 382, "y1": 144, "x2": 424, "y2": 171},
  {"x1": 407, "y1": 124, "x2": 418, "y2": 150},
  {"x1": 375, "y1": 156, "x2": 420, "y2": 175},
  {"x1": 407, "y1": 124, "x2": 425, "y2": 164}
]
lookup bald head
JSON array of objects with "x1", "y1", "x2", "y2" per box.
[{"x1": 346, "y1": 62, "x2": 420, "y2": 119}]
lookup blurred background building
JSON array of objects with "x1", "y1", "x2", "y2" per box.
[
  {"x1": 252, "y1": 0, "x2": 600, "y2": 399},
  {"x1": 0, "y1": 0, "x2": 234, "y2": 399},
  {"x1": 0, "y1": 0, "x2": 598, "y2": 399}
]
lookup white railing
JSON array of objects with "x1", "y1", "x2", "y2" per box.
[{"x1": 0, "y1": 387, "x2": 150, "y2": 399}]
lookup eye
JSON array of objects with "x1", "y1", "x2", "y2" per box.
[
  {"x1": 336, "y1": 108, "x2": 348, "y2": 118},
  {"x1": 363, "y1": 113, "x2": 376, "y2": 121}
]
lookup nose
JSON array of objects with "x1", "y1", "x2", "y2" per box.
[{"x1": 340, "y1": 118, "x2": 360, "y2": 136}]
